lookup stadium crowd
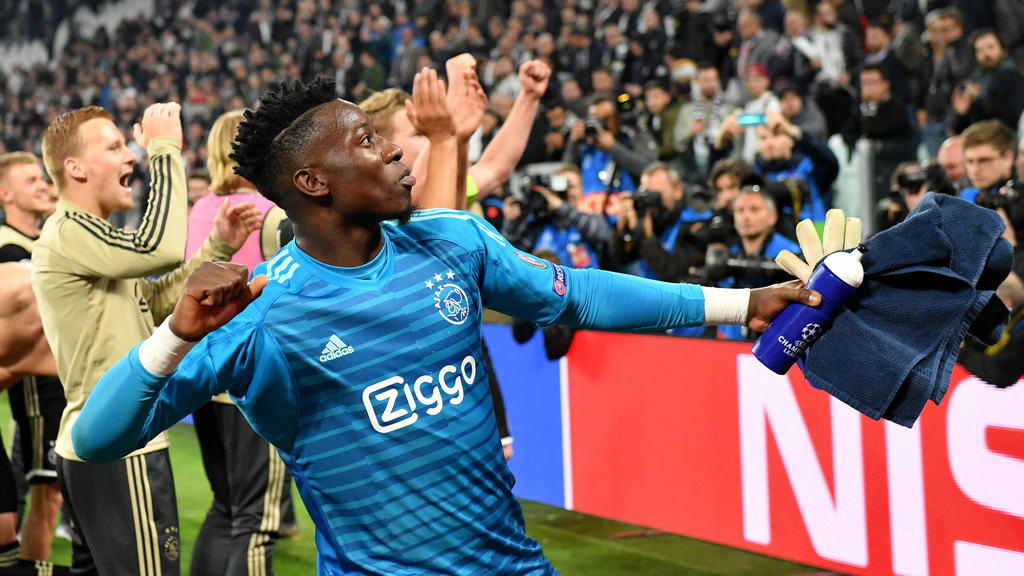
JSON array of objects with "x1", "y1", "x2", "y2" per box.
[
  {"x1": 1, "y1": 0, "x2": 1024, "y2": 573},
  {"x1": 2, "y1": 1, "x2": 1023, "y2": 322}
]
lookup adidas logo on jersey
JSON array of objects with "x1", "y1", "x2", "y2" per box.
[{"x1": 320, "y1": 334, "x2": 355, "y2": 362}]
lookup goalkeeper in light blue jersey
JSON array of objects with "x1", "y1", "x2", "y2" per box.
[{"x1": 71, "y1": 77, "x2": 819, "y2": 576}]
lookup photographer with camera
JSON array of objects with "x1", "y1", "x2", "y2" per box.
[
  {"x1": 610, "y1": 162, "x2": 712, "y2": 282},
  {"x1": 877, "y1": 160, "x2": 957, "y2": 231},
  {"x1": 713, "y1": 186, "x2": 801, "y2": 341},
  {"x1": 501, "y1": 165, "x2": 610, "y2": 270},
  {"x1": 679, "y1": 158, "x2": 759, "y2": 265},
  {"x1": 563, "y1": 92, "x2": 658, "y2": 216},
  {"x1": 960, "y1": 120, "x2": 1023, "y2": 250}
]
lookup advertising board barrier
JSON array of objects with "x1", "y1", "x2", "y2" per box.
[{"x1": 483, "y1": 325, "x2": 1024, "y2": 575}]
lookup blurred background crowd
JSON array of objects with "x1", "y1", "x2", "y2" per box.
[{"x1": 3, "y1": 0, "x2": 1024, "y2": 344}]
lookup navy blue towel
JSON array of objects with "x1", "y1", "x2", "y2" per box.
[{"x1": 801, "y1": 193, "x2": 1013, "y2": 427}]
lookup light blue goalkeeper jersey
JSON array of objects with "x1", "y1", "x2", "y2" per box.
[{"x1": 73, "y1": 209, "x2": 710, "y2": 575}]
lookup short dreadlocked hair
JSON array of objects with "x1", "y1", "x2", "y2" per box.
[{"x1": 230, "y1": 77, "x2": 338, "y2": 205}]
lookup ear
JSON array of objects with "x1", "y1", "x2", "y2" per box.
[
  {"x1": 293, "y1": 168, "x2": 330, "y2": 198},
  {"x1": 0, "y1": 184, "x2": 10, "y2": 205},
  {"x1": 64, "y1": 157, "x2": 86, "y2": 182}
]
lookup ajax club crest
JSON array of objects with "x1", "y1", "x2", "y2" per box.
[{"x1": 425, "y1": 269, "x2": 471, "y2": 325}]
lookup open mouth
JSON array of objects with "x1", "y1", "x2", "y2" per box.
[{"x1": 119, "y1": 173, "x2": 132, "y2": 190}]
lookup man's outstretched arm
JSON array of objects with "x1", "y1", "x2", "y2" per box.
[
  {"x1": 469, "y1": 60, "x2": 551, "y2": 198},
  {"x1": 471, "y1": 212, "x2": 819, "y2": 333}
]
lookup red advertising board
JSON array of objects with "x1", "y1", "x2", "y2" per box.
[{"x1": 566, "y1": 331, "x2": 1024, "y2": 575}]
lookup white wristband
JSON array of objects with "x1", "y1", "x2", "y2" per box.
[
  {"x1": 138, "y1": 318, "x2": 197, "y2": 376},
  {"x1": 701, "y1": 287, "x2": 750, "y2": 325}
]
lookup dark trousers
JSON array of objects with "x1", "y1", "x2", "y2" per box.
[
  {"x1": 9, "y1": 376, "x2": 65, "y2": 484},
  {"x1": 191, "y1": 403, "x2": 290, "y2": 576},
  {"x1": 57, "y1": 451, "x2": 179, "y2": 576}
]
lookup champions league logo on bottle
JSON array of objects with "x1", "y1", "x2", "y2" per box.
[
  {"x1": 425, "y1": 269, "x2": 471, "y2": 325},
  {"x1": 801, "y1": 323, "x2": 821, "y2": 341}
]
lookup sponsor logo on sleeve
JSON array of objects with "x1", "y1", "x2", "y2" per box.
[{"x1": 552, "y1": 265, "x2": 567, "y2": 298}]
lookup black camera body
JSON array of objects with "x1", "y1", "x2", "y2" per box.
[
  {"x1": 632, "y1": 187, "x2": 662, "y2": 217},
  {"x1": 977, "y1": 179, "x2": 1022, "y2": 211},
  {"x1": 615, "y1": 92, "x2": 643, "y2": 130},
  {"x1": 584, "y1": 115, "x2": 605, "y2": 140},
  {"x1": 700, "y1": 245, "x2": 790, "y2": 286},
  {"x1": 895, "y1": 170, "x2": 927, "y2": 194},
  {"x1": 518, "y1": 173, "x2": 570, "y2": 219},
  {"x1": 693, "y1": 212, "x2": 735, "y2": 247},
  {"x1": 893, "y1": 161, "x2": 957, "y2": 200}
]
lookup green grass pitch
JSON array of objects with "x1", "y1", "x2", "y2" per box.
[{"x1": 2, "y1": 393, "x2": 825, "y2": 575}]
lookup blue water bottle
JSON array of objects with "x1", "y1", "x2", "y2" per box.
[{"x1": 752, "y1": 247, "x2": 865, "y2": 374}]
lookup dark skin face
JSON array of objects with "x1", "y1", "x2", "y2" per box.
[{"x1": 287, "y1": 99, "x2": 415, "y2": 268}]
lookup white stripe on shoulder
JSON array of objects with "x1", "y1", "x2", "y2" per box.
[
  {"x1": 265, "y1": 247, "x2": 291, "y2": 270},
  {"x1": 267, "y1": 255, "x2": 296, "y2": 283},
  {"x1": 276, "y1": 262, "x2": 300, "y2": 284},
  {"x1": 406, "y1": 210, "x2": 506, "y2": 246}
]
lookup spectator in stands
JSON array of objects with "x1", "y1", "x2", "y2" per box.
[
  {"x1": 709, "y1": 13, "x2": 740, "y2": 93},
  {"x1": 490, "y1": 55, "x2": 523, "y2": 100},
  {"x1": 564, "y1": 23, "x2": 599, "y2": 91},
  {"x1": 950, "y1": 30, "x2": 1024, "y2": 134},
  {"x1": 849, "y1": 64, "x2": 918, "y2": 202},
  {"x1": 679, "y1": 63, "x2": 737, "y2": 181},
  {"x1": 590, "y1": 68, "x2": 617, "y2": 95},
  {"x1": 714, "y1": 63, "x2": 780, "y2": 166},
  {"x1": 745, "y1": 0, "x2": 787, "y2": 35},
  {"x1": 596, "y1": 25, "x2": 631, "y2": 87},
  {"x1": 187, "y1": 167, "x2": 212, "y2": 207},
  {"x1": 829, "y1": 0, "x2": 866, "y2": 54},
  {"x1": 769, "y1": 9, "x2": 815, "y2": 93},
  {"x1": 540, "y1": 97, "x2": 578, "y2": 163},
  {"x1": 715, "y1": 186, "x2": 801, "y2": 340},
  {"x1": 777, "y1": 81, "x2": 829, "y2": 144},
  {"x1": 754, "y1": 112, "x2": 839, "y2": 222},
  {"x1": 736, "y1": 10, "x2": 780, "y2": 90},
  {"x1": 502, "y1": 164, "x2": 609, "y2": 269},
  {"x1": 803, "y1": 1, "x2": 860, "y2": 136},
  {"x1": 864, "y1": 16, "x2": 909, "y2": 104},
  {"x1": 917, "y1": 8, "x2": 973, "y2": 155},
  {"x1": 564, "y1": 92, "x2": 657, "y2": 215},
  {"x1": 610, "y1": 162, "x2": 712, "y2": 283},
  {"x1": 937, "y1": 135, "x2": 969, "y2": 189},
  {"x1": 642, "y1": 79, "x2": 686, "y2": 178}
]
